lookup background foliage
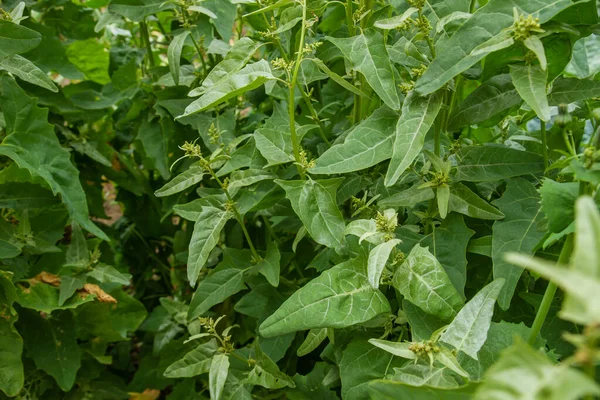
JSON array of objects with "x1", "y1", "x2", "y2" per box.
[{"x1": 1, "y1": 0, "x2": 600, "y2": 398}]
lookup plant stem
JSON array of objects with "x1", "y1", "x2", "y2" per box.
[
  {"x1": 346, "y1": 0, "x2": 355, "y2": 36},
  {"x1": 140, "y1": 20, "x2": 155, "y2": 69},
  {"x1": 469, "y1": 0, "x2": 477, "y2": 13},
  {"x1": 418, "y1": 8, "x2": 435, "y2": 58},
  {"x1": 541, "y1": 120, "x2": 549, "y2": 172},
  {"x1": 288, "y1": 0, "x2": 309, "y2": 178},
  {"x1": 562, "y1": 126, "x2": 577, "y2": 156},
  {"x1": 527, "y1": 235, "x2": 574, "y2": 345},
  {"x1": 298, "y1": 86, "x2": 331, "y2": 146}
]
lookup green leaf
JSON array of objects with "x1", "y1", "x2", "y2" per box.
[
  {"x1": 65, "y1": 39, "x2": 111, "y2": 85},
  {"x1": 297, "y1": 328, "x2": 328, "y2": 357},
  {"x1": 310, "y1": 58, "x2": 369, "y2": 97},
  {"x1": 0, "y1": 19, "x2": 41, "y2": 58},
  {"x1": 163, "y1": 339, "x2": 218, "y2": 378},
  {"x1": 0, "y1": 76, "x2": 108, "y2": 240},
  {"x1": 467, "y1": 236, "x2": 492, "y2": 258},
  {"x1": 524, "y1": 36, "x2": 547, "y2": 70},
  {"x1": 474, "y1": 339, "x2": 600, "y2": 400},
  {"x1": 19, "y1": 310, "x2": 81, "y2": 391},
  {"x1": 492, "y1": 178, "x2": 545, "y2": 310},
  {"x1": 454, "y1": 146, "x2": 544, "y2": 183},
  {"x1": 415, "y1": 0, "x2": 574, "y2": 95},
  {"x1": 327, "y1": 30, "x2": 401, "y2": 110},
  {"x1": 571, "y1": 196, "x2": 600, "y2": 277},
  {"x1": 440, "y1": 279, "x2": 504, "y2": 360},
  {"x1": 369, "y1": 380, "x2": 477, "y2": 399},
  {"x1": 108, "y1": 0, "x2": 175, "y2": 21},
  {"x1": 548, "y1": 77, "x2": 600, "y2": 105},
  {"x1": 209, "y1": 353, "x2": 229, "y2": 400},
  {"x1": 448, "y1": 183, "x2": 505, "y2": 220},
  {"x1": 385, "y1": 91, "x2": 443, "y2": 187},
  {"x1": 259, "y1": 256, "x2": 391, "y2": 337},
  {"x1": 449, "y1": 74, "x2": 521, "y2": 130},
  {"x1": 367, "y1": 339, "x2": 416, "y2": 359},
  {"x1": 0, "y1": 274, "x2": 23, "y2": 397},
  {"x1": 137, "y1": 116, "x2": 170, "y2": 180},
  {"x1": 374, "y1": 7, "x2": 418, "y2": 29},
  {"x1": 510, "y1": 65, "x2": 550, "y2": 122},
  {"x1": 187, "y1": 207, "x2": 232, "y2": 287},
  {"x1": 228, "y1": 169, "x2": 277, "y2": 189},
  {"x1": 253, "y1": 101, "x2": 296, "y2": 166},
  {"x1": 17, "y1": 282, "x2": 94, "y2": 313},
  {"x1": 0, "y1": 218, "x2": 22, "y2": 259},
  {"x1": 0, "y1": 55, "x2": 57, "y2": 92},
  {"x1": 403, "y1": 299, "x2": 445, "y2": 342},
  {"x1": 275, "y1": 178, "x2": 345, "y2": 249},
  {"x1": 565, "y1": 34, "x2": 600, "y2": 79},
  {"x1": 182, "y1": 60, "x2": 274, "y2": 116},
  {"x1": 65, "y1": 222, "x2": 89, "y2": 268},
  {"x1": 155, "y1": 163, "x2": 205, "y2": 197},
  {"x1": 0, "y1": 182, "x2": 57, "y2": 209},
  {"x1": 188, "y1": 249, "x2": 249, "y2": 320},
  {"x1": 311, "y1": 106, "x2": 399, "y2": 174},
  {"x1": 437, "y1": 185, "x2": 450, "y2": 219},
  {"x1": 256, "y1": 239, "x2": 281, "y2": 287},
  {"x1": 378, "y1": 183, "x2": 434, "y2": 208},
  {"x1": 247, "y1": 343, "x2": 296, "y2": 389},
  {"x1": 168, "y1": 31, "x2": 190, "y2": 86},
  {"x1": 87, "y1": 264, "x2": 131, "y2": 285},
  {"x1": 392, "y1": 244, "x2": 464, "y2": 321},
  {"x1": 539, "y1": 179, "x2": 578, "y2": 234},
  {"x1": 367, "y1": 239, "x2": 401, "y2": 289}
]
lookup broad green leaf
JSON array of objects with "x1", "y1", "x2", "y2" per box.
[
  {"x1": 403, "y1": 299, "x2": 445, "y2": 342},
  {"x1": 58, "y1": 275, "x2": 86, "y2": 307},
  {"x1": 344, "y1": 218, "x2": 386, "y2": 245},
  {"x1": 0, "y1": 274, "x2": 23, "y2": 397},
  {"x1": 339, "y1": 339, "x2": 403, "y2": 400},
  {"x1": 155, "y1": 163, "x2": 204, "y2": 197},
  {"x1": 385, "y1": 91, "x2": 443, "y2": 187},
  {"x1": 510, "y1": 65, "x2": 550, "y2": 121},
  {"x1": 259, "y1": 257, "x2": 391, "y2": 337},
  {"x1": 524, "y1": 36, "x2": 547, "y2": 70},
  {"x1": 256, "y1": 239, "x2": 281, "y2": 287},
  {"x1": 192, "y1": 38, "x2": 263, "y2": 96},
  {"x1": 467, "y1": 236, "x2": 492, "y2": 258},
  {"x1": 182, "y1": 60, "x2": 274, "y2": 116},
  {"x1": 368, "y1": 339, "x2": 416, "y2": 359},
  {"x1": 474, "y1": 339, "x2": 600, "y2": 400},
  {"x1": 188, "y1": 249, "x2": 249, "y2": 320},
  {"x1": 0, "y1": 55, "x2": 57, "y2": 92},
  {"x1": 492, "y1": 179, "x2": 545, "y2": 310},
  {"x1": 548, "y1": 77, "x2": 600, "y2": 105},
  {"x1": 17, "y1": 281, "x2": 94, "y2": 313},
  {"x1": 378, "y1": 183, "x2": 434, "y2": 208},
  {"x1": 448, "y1": 183, "x2": 505, "y2": 220},
  {"x1": 210, "y1": 353, "x2": 229, "y2": 400},
  {"x1": 369, "y1": 380, "x2": 477, "y2": 399},
  {"x1": 65, "y1": 39, "x2": 110, "y2": 85},
  {"x1": 254, "y1": 102, "x2": 296, "y2": 166},
  {"x1": 327, "y1": 30, "x2": 401, "y2": 110},
  {"x1": 276, "y1": 178, "x2": 345, "y2": 249},
  {"x1": 187, "y1": 207, "x2": 232, "y2": 287},
  {"x1": 440, "y1": 279, "x2": 504, "y2": 360},
  {"x1": 168, "y1": 31, "x2": 190, "y2": 86},
  {"x1": 565, "y1": 34, "x2": 600, "y2": 79},
  {"x1": 0, "y1": 19, "x2": 41, "y2": 58},
  {"x1": 65, "y1": 222, "x2": 89, "y2": 268},
  {"x1": 454, "y1": 146, "x2": 544, "y2": 183},
  {"x1": 367, "y1": 239, "x2": 401, "y2": 289},
  {"x1": 0, "y1": 182, "x2": 57, "y2": 209},
  {"x1": 19, "y1": 310, "x2": 81, "y2": 391},
  {"x1": 374, "y1": 7, "x2": 418, "y2": 29},
  {"x1": 571, "y1": 197, "x2": 600, "y2": 277},
  {"x1": 539, "y1": 179, "x2": 578, "y2": 234},
  {"x1": 247, "y1": 343, "x2": 295, "y2": 389},
  {"x1": 297, "y1": 328, "x2": 328, "y2": 357},
  {"x1": 437, "y1": 185, "x2": 450, "y2": 219},
  {"x1": 87, "y1": 264, "x2": 131, "y2": 285},
  {"x1": 228, "y1": 169, "x2": 277, "y2": 189},
  {"x1": 74, "y1": 289, "x2": 147, "y2": 341},
  {"x1": 201, "y1": 0, "x2": 237, "y2": 41},
  {"x1": 389, "y1": 362, "x2": 461, "y2": 389},
  {"x1": 163, "y1": 339, "x2": 219, "y2": 378},
  {"x1": 392, "y1": 244, "x2": 464, "y2": 321},
  {"x1": 107, "y1": 0, "x2": 175, "y2": 21},
  {"x1": 0, "y1": 218, "x2": 22, "y2": 259},
  {"x1": 137, "y1": 116, "x2": 170, "y2": 180},
  {"x1": 0, "y1": 76, "x2": 108, "y2": 240},
  {"x1": 311, "y1": 106, "x2": 399, "y2": 174},
  {"x1": 415, "y1": 0, "x2": 574, "y2": 95},
  {"x1": 448, "y1": 74, "x2": 521, "y2": 130}
]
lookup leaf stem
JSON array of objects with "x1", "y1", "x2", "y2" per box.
[
  {"x1": 469, "y1": 0, "x2": 477, "y2": 13},
  {"x1": 298, "y1": 86, "x2": 331, "y2": 146},
  {"x1": 541, "y1": 120, "x2": 549, "y2": 172},
  {"x1": 288, "y1": 0, "x2": 309, "y2": 178},
  {"x1": 140, "y1": 20, "x2": 155, "y2": 69},
  {"x1": 527, "y1": 235, "x2": 573, "y2": 346}
]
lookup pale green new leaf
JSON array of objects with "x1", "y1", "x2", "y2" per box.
[
  {"x1": 327, "y1": 30, "x2": 400, "y2": 110},
  {"x1": 393, "y1": 245, "x2": 464, "y2": 321},
  {"x1": 367, "y1": 339, "x2": 416, "y2": 359},
  {"x1": 440, "y1": 279, "x2": 504, "y2": 360},
  {"x1": 163, "y1": 339, "x2": 219, "y2": 378},
  {"x1": 510, "y1": 65, "x2": 550, "y2": 122},
  {"x1": 378, "y1": 183, "x2": 435, "y2": 208},
  {"x1": 571, "y1": 196, "x2": 600, "y2": 277},
  {"x1": 0, "y1": 76, "x2": 107, "y2": 240},
  {"x1": 168, "y1": 31, "x2": 190, "y2": 86},
  {"x1": 187, "y1": 207, "x2": 232, "y2": 287},
  {"x1": 311, "y1": 106, "x2": 399, "y2": 174},
  {"x1": 0, "y1": 55, "x2": 57, "y2": 92},
  {"x1": 182, "y1": 60, "x2": 274, "y2": 116},
  {"x1": 259, "y1": 257, "x2": 391, "y2": 337},
  {"x1": 209, "y1": 353, "x2": 229, "y2": 400},
  {"x1": 87, "y1": 264, "x2": 131, "y2": 285},
  {"x1": 367, "y1": 239, "x2": 401, "y2": 289},
  {"x1": 448, "y1": 182, "x2": 505, "y2": 220},
  {"x1": 454, "y1": 146, "x2": 544, "y2": 182},
  {"x1": 374, "y1": 7, "x2": 418, "y2": 29},
  {"x1": 297, "y1": 328, "x2": 328, "y2": 356},
  {"x1": 492, "y1": 179, "x2": 545, "y2": 310},
  {"x1": 155, "y1": 163, "x2": 204, "y2": 197},
  {"x1": 524, "y1": 36, "x2": 547, "y2": 70},
  {"x1": 385, "y1": 91, "x2": 443, "y2": 187},
  {"x1": 276, "y1": 178, "x2": 345, "y2": 249}
]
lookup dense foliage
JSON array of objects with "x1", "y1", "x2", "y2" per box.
[{"x1": 1, "y1": 0, "x2": 600, "y2": 398}]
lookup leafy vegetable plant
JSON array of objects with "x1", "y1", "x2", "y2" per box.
[{"x1": 1, "y1": 0, "x2": 600, "y2": 398}]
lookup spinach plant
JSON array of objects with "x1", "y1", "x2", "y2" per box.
[{"x1": 1, "y1": 0, "x2": 600, "y2": 398}]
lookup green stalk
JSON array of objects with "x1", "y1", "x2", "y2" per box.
[
  {"x1": 541, "y1": 120, "x2": 549, "y2": 172},
  {"x1": 527, "y1": 235, "x2": 574, "y2": 345},
  {"x1": 140, "y1": 20, "x2": 155, "y2": 68},
  {"x1": 299, "y1": 87, "x2": 331, "y2": 146},
  {"x1": 469, "y1": 0, "x2": 477, "y2": 13},
  {"x1": 288, "y1": 0, "x2": 309, "y2": 178}
]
